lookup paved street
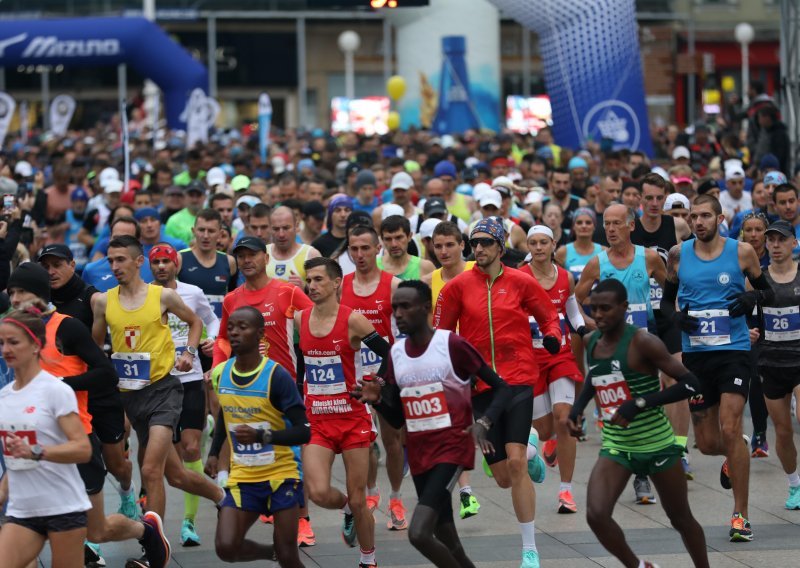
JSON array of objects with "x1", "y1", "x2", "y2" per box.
[{"x1": 39, "y1": 420, "x2": 800, "y2": 567}]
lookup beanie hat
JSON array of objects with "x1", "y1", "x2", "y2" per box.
[
  {"x1": 7, "y1": 262, "x2": 51, "y2": 303},
  {"x1": 355, "y1": 170, "x2": 377, "y2": 191}
]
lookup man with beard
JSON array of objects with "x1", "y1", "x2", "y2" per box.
[{"x1": 543, "y1": 167, "x2": 587, "y2": 234}]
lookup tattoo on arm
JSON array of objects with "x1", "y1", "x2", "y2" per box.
[{"x1": 666, "y1": 244, "x2": 681, "y2": 284}]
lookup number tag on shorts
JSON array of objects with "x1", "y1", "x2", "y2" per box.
[
  {"x1": 111, "y1": 352, "x2": 151, "y2": 390},
  {"x1": 763, "y1": 306, "x2": 800, "y2": 342},
  {"x1": 400, "y1": 382, "x2": 451, "y2": 433},
  {"x1": 624, "y1": 303, "x2": 649, "y2": 330},
  {"x1": 591, "y1": 373, "x2": 632, "y2": 422},
  {"x1": 649, "y1": 278, "x2": 663, "y2": 310},
  {"x1": 359, "y1": 336, "x2": 388, "y2": 376},
  {"x1": 529, "y1": 315, "x2": 567, "y2": 349},
  {"x1": 687, "y1": 309, "x2": 731, "y2": 346},
  {"x1": 0, "y1": 424, "x2": 39, "y2": 470},
  {"x1": 304, "y1": 355, "x2": 346, "y2": 395},
  {"x1": 228, "y1": 421, "x2": 275, "y2": 466}
]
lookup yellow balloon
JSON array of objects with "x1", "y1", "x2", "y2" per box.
[
  {"x1": 387, "y1": 75, "x2": 407, "y2": 101},
  {"x1": 721, "y1": 76, "x2": 736, "y2": 93},
  {"x1": 387, "y1": 111, "x2": 401, "y2": 131}
]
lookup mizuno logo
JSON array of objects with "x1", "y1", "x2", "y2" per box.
[
  {"x1": 8, "y1": 35, "x2": 122, "y2": 59},
  {"x1": 0, "y1": 33, "x2": 27, "y2": 57}
]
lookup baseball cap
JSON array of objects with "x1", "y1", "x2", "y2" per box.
[
  {"x1": 526, "y1": 225, "x2": 554, "y2": 240},
  {"x1": 231, "y1": 175, "x2": 250, "y2": 192},
  {"x1": 759, "y1": 153, "x2": 780, "y2": 171},
  {"x1": 479, "y1": 189, "x2": 503, "y2": 209},
  {"x1": 423, "y1": 197, "x2": 447, "y2": 218},
  {"x1": 14, "y1": 161, "x2": 33, "y2": 178},
  {"x1": 104, "y1": 179, "x2": 124, "y2": 194},
  {"x1": 344, "y1": 162, "x2": 361, "y2": 177},
  {"x1": 71, "y1": 187, "x2": 89, "y2": 202},
  {"x1": 37, "y1": 243, "x2": 73, "y2": 262},
  {"x1": 672, "y1": 146, "x2": 691, "y2": 161},
  {"x1": 233, "y1": 236, "x2": 267, "y2": 253},
  {"x1": 271, "y1": 156, "x2": 286, "y2": 174},
  {"x1": 206, "y1": 167, "x2": 226, "y2": 188},
  {"x1": 185, "y1": 180, "x2": 206, "y2": 194},
  {"x1": 725, "y1": 164, "x2": 745, "y2": 180},
  {"x1": 297, "y1": 158, "x2": 315, "y2": 173},
  {"x1": 697, "y1": 179, "x2": 719, "y2": 195},
  {"x1": 764, "y1": 171, "x2": 788, "y2": 186},
  {"x1": 433, "y1": 161, "x2": 457, "y2": 179},
  {"x1": 381, "y1": 203, "x2": 404, "y2": 220},
  {"x1": 524, "y1": 189, "x2": 544, "y2": 206},
  {"x1": 134, "y1": 207, "x2": 160, "y2": 222},
  {"x1": 651, "y1": 166, "x2": 670, "y2": 181},
  {"x1": 664, "y1": 193, "x2": 690, "y2": 211},
  {"x1": 765, "y1": 220, "x2": 796, "y2": 238},
  {"x1": 236, "y1": 195, "x2": 261, "y2": 209},
  {"x1": 568, "y1": 157, "x2": 588, "y2": 171},
  {"x1": 491, "y1": 176, "x2": 515, "y2": 198},
  {"x1": 670, "y1": 175, "x2": 693, "y2": 185},
  {"x1": 472, "y1": 182, "x2": 492, "y2": 203},
  {"x1": 390, "y1": 172, "x2": 414, "y2": 191},
  {"x1": 419, "y1": 218, "x2": 442, "y2": 240},
  {"x1": 99, "y1": 167, "x2": 120, "y2": 188},
  {"x1": 165, "y1": 185, "x2": 184, "y2": 196},
  {"x1": 302, "y1": 200, "x2": 326, "y2": 220}
]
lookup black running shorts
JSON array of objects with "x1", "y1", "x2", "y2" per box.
[
  {"x1": 411, "y1": 463, "x2": 462, "y2": 523},
  {"x1": 5, "y1": 511, "x2": 88, "y2": 536},
  {"x1": 77, "y1": 433, "x2": 107, "y2": 496},
  {"x1": 758, "y1": 365, "x2": 800, "y2": 400},
  {"x1": 90, "y1": 404, "x2": 126, "y2": 445},
  {"x1": 472, "y1": 385, "x2": 533, "y2": 465},
  {"x1": 682, "y1": 350, "x2": 750, "y2": 411},
  {"x1": 178, "y1": 380, "x2": 207, "y2": 433}
]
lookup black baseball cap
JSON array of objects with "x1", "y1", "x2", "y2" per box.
[
  {"x1": 233, "y1": 236, "x2": 267, "y2": 253},
  {"x1": 424, "y1": 197, "x2": 447, "y2": 218},
  {"x1": 37, "y1": 243, "x2": 73, "y2": 262},
  {"x1": 696, "y1": 179, "x2": 719, "y2": 195},
  {"x1": 765, "y1": 220, "x2": 796, "y2": 238},
  {"x1": 185, "y1": 180, "x2": 206, "y2": 194}
]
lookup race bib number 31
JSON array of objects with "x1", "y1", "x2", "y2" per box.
[
  {"x1": 591, "y1": 373, "x2": 632, "y2": 422},
  {"x1": 687, "y1": 309, "x2": 731, "y2": 346},
  {"x1": 763, "y1": 306, "x2": 800, "y2": 342},
  {"x1": 304, "y1": 355, "x2": 346, "y2": 395},
  {"x1": 400, "y1": 382, "x2": 451, "y2": 433},
  {"x1": 111, "y1": 352, "x2": 151, "y2": 390}
]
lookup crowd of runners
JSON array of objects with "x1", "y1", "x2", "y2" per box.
[{"x1": 0, "y1": 119, "x2": 799, "y2": 568}]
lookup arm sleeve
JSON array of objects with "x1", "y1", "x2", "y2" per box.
[
  {"x1": 660, "y1": 278, "x2": 679, "y2": 319},
  {"x1": 194, "y1": 289, "x2": 220, "y2": 338},
  {"x1": 523, "y1": 277, "x2": 562, "y2": 342},
  {"x1": 362, "y1": 331, "x2": 391, "y2": 361},
  {"x1": 448, "y1": 334, "x2": 511, "y2": 425},
  {"x1": 373, "y1": 353, "x2": 406, "y2": 429},
  {"x1": 564, "y1": 294, "x2": 585, "y2": 330},
  {"x1": 268, "y1": 365, "x2": 311, "y2": 446},
  {"x1": 569, "y1": 379, "x2": 596, "y2": 421},
  {"x1": 58, "y1": 318, "x2": 119, "y2": 392},
  {"x1": 474, "y1": 365, "x2": 511, "y2": 426},
  {"x1": 208, "y1": 408, "x2": 227, "y2": 458},
  {"x1": 638, "y1": 372, "x2": 701, "y2": 410}
]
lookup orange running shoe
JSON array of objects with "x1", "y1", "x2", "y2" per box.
[
  {"x1": 543, "y1": 438, "x2": 558, "y2": 468},
  {"x1": 366, "y1": 493, "x2": 380, "y2": 514},
  {"x1": 557, "y1": 489, "x2": 577, "y2": 514},
  {"x1": 386, "y1": 498, "x2": 407, "y2": 531},
  {"x1": 297, "y1": 517, "x2": 316, "y2": 547},
  {"x1": 259, "y1": 514, "x2": 273, "y2": 524}
]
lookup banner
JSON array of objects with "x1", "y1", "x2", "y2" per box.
[
  {"x1": 19, "y1": 100, "x2": 27, "y2": 142},
  {"x1": 185, "y1": 88, "x2": 208, "y2": 148},
  {"x1": 488, "y1": 0, "x2": 653, "y2": 155},
  {"x1": 258, "y1": 92, "x2": 272, "y2": 164},
  {"x1": 49, "y1": 94, "x2": 75, "y2": 136},
  {"x1": 432, "y1": 36, "x2": 480, "y2": 134},
  {"x1": 0, "y1": 92, "x2": 15, "y2": 149}
]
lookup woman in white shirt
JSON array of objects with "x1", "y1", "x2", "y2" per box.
[{"x1": 0, "y1": 308, "x2": 92, "y2": 568}]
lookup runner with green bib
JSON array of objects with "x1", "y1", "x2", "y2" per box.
[{"x1": 566, "y1": 278, "x2": 709, "y2": 568}]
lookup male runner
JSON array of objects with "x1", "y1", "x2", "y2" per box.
[
  {"x1": 207, "y1": 307, "x2": 309, "y2": 568},
  {"x1": 339, "y1": 225, "x2": 406, "y2": 529},
  {"x1": 566, "y1": 278, "x2": 709, "y2": 568},
  {"x1": 211, "y1": 235, "x2": 317, "y2": 546},
  {"x1": 632, "y1": 173, "x2": 694, "y2": 479},
  {"x1": 378, "y1": 215, "x2": 435, "y2": 281},
  {"x1": 354, "y1": 280, "x2": 511, "y2": 568},
  {"x1": 297, "y1": 257, "x2": 390, "y2": 568},
  {"x1": 178, "y1": 208, "x2": 237, "y2": 319},
  {"x1": 576, "y1": 204, "x2": 666, "y2": 504},
  {"x1": 434, "y1": 217, "x2": 561, "y2": 568},
  {"x1": 149, "y1": 243, "x2": 219, "y2": 547},
  {"x1": 421, "y1": 221, "x2": 480, "y2": 519},
  {"x1": 751, "y1": 220, "x2": 800, "y2": 509},
  {"x1": 267, "y1": 205, "x2": 320, "y2": 287},
  {"x1": 661, "y1": 194, "x2": 772, "y2": 541},
  {"x1": 91, "y1": 236, "x2": 225, "y2": 524},
  {"x1": 520, "y1": 225, "x2": 588, "y2": 514}
]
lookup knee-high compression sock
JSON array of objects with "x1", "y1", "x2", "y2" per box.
[{"x1": 184, "y1": 459, "x2": 204, "y2": 521}]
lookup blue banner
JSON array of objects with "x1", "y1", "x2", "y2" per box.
[
  {"x1": 489, "y1": 0, "x2": 653, "y2": 155},
  {"x1": 0, "y1": 17, "x2": 207, "y2": 129},
  {"x1": 258, "y1": 93, "x2": 272, "y2": 165},
  {"x1": 433, "y1": 36, "x2": 481, "y2": 134}
]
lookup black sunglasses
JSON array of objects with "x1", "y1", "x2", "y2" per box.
[{"x1": 469, "y1": 237, "x2": 497, "y2": 248}]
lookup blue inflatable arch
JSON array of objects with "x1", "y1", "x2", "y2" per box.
[{"x1": 0, "y1": 17, "x2": 208, "y2": 129}]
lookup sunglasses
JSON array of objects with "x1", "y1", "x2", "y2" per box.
[{"x1": 468, "y1": 237, "x2": 497, "y2": 248}]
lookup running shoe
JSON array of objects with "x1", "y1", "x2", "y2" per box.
[
  {"x1": 786, "y1": 485, "x2": 800, "y2": 510},
  {"x1": 482, "y1": 456, "x2": 494, "y2": 478},
  {"x1": 751, "y1": 432, "x2": 769, "y2": 458},
  {"x1": 366, "y1": 493, "x2": 380, "y2": 514},
  {"x1": 520, "y1": 549, "x2": 540, "y2": 568},
  {"x1": 124, "y1": 554, "x2": 149, "y2": 568},
  {"x1": 359, "y1": 563, "x2": 378, "y2": 568},
  {"x1": 642, "y1": 562, "x2": 661, "y2": 568},
  {"x1": 557, "y1": 490, "x2": 577, "y2": 514},
  {"x1": 180, "y1": 519, "x2": 200, "y2": 547},
  {"x1": 720, "y1": 460, "x2": 732, "y2": 490},
  {"x1": 137, "y1": 489, "x2": 148, "y2": 516},
  {"x1": 729, "y1": 513, "x2": 753, "y2": 542},
  {"x1": 387, "y1": 498, "x2": 408, "y2": 531},
  {"x1": 297, "y1": 517, "x2": 316, "y2": 547},
  {"x1": 141, "y1": 511, "x2": 171, "y2": 568},
  {"x1": 459, "y1": 492, "x2": 480, "y2": 519},
  {"x1": 118, "y1": 489, "x2": 139, "y2": 520},
  {"x1": 84, "y1": 541, "x2": 106, "y2": 567},
  {"x1": 542, "y1": 438, "x2": 558, "y2": 468},
  {"x1": 342, "y1": 512, "x2": 357, "y2": 547},
  {"x1": 633, "y1": 475, "x2": 656, "y2": 504},
  {"x1": 259, "y1": 514, "x2": 274, "y2": 524},
  {"x1": 681, "y1": 454, "x2": 694, "y2": 481},
  {"x1": 527, "y1": 430, "x2": 546, "y2": 484}
]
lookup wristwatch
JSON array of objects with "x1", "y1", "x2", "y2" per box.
[
  {"x1": 185, "y1": 346, "x2": 198, "y2": 357},
  {"x1": 634, "y1": 397, "x2": 647, "y2": 410},
  {"x1": 476, "y1": 417, "x2": 492, "y2": 430},
  {"x1": 30, "y1": 444, "x2": 44, "y2": 461}
]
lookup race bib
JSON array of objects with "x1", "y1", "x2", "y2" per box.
[
  {"x1": 529, "y1": 314, "x2": 567, "y2": 349},
  {"x1": 763, "y1": 306, "x2": 800, "y2": 342},
  {"x1": 592, "y1": 373, "x2": 632, "y2": 422},
  {"x1": 228, "y1": 421, "x2": 274, "y2": 467},
  {"x1": 569, "y1": 265, "x2": 585, "y2": 282},
  {"x1": 0, "y1": 424, "x2": 39, "y2": 471},
  {"x1": 400, "y1": 382, "x2": 451, "y2": 433},
  {"x1": 624, "y1": 303, "x2": 649, "y2": 330},
  {"x1": 649, "y1": 278, "x2": 663, "y2": 310},
  {"x1": 687, "y1": 309, "x2": 732, "y2": 346},
  {"x1": 112, "y1": 352, "x2": 151, "y2": 390},
  {"x1": 207, "y1": 294, "x2": 224, "y2": 318},
  {"x1": 359, "y1": 336, "x2": 388, "y2": 376},
  {"x1": 304, "y1": 355, "x2": 346, "y2": 395}
]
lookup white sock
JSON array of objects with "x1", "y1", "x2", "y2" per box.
[
  {"x1": 526, "y1": 443, "x2": 538, "y2": 460},
  {"x1": 360, "y1": 547, "x2": 376, "y2": 564},
  {"x1": 390, "y1": 491, "x2": 402, "y2": 500},
  {"x1": 638, "y1": 561, "x2": 647, "y2": 568},
  {"x1": 460, "y1": 485, "x2": 472, "y2": 495},
  {"x1": 788, "y1": 471, "x2": 800, "y2": 487},
  {"x1": 118, "y1": 481, "x2": 135, "y2": 497},
  {"x1": 367, "y1": 486, "x2": 380, "y2": 496},
  {"x1": 560, "y1": 482, "x2": 572, "y2": 493},
  {"x1": 343, "y1": 500, "x2": 352, "y2": 514},
  {"x1": 519, "y1": 520, "x2": 536, "y2": 551}
]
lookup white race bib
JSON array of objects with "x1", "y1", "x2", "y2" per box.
[
  {"x1": 228, "y1": 421, "x2": 275, "y2": 466},
  {"x1": 400, "y1": 382, "x2": 451, "y2": 433},
  {"x1": 688, "y1": 309, "x2": 732, "y2": 346},
  {"x1": 112, "y1": 352, "x2": 151, "y2": 390}
]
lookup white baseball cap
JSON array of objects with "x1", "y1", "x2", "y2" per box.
[
  {"x1": 206, "y1": 166, "x2": 226, "y2": 187},
  {"x1": 381, "y1": 203, "x2": 405, "y2": 220},
  {"x1": 99, "y1": 167, "x2": 120, "y2": 188},
  {"x1": 664, "y1": 193, "x2": 690, "y2": 211},
  {"x1": 479, "y1": 189, "x2": 503, "y2": 210},
  {"x1": 672, "y1": 146, "x2": 691, "y2": 161},
  {"x1": 104, "y1": 179, "x2": 124, "y2": 194},
  {"x1": 419, "y1": 218, "x2": 442, "y2": 240},
  {"x1": 14, "y1": 161, "x2": 32, "y2": 178},
  {"x1": 527, "y1": 225, "x2": 554, "y2": 240},
  {"x1": 724, "y1": 165, "x2": 745, "y2": 180},
  {"x1": 472, "y1": 182, "x2": 492, "y2": 203},
  {"x1": 651, "y1": 166, "x2": 670, "y2": 181},
  {"x1": 524, "y1": 189, "x2": 544, "y2": 206},
  {"x1": 390, "y1": 171, "x2": 414, "y2": 191}
]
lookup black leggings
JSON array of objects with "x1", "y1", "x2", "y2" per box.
[
  {"x1": 411, "y1": 463, "x2": 462, "y2": 523},
  {"x1": 748, "y1": 349, "x2": 769, "y2": 434}
]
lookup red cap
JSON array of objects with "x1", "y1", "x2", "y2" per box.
[{"x1": 148, "y1": 244, "x2": 179, "y2": 265}]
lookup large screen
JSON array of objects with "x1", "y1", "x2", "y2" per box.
[
  {"x1": 330, "y1": 97, "x2": 390, "y2": 136},
  {"x1": 505, "y1": 95, "x2": 553, "y2": 135}
]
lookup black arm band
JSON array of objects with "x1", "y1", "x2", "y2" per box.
[{"x1": 362, "y1": 331, "x2": 391, "y2": 360}]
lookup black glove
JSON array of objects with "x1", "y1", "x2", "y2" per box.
[
  {"x1": 673, "y1": 306, "x2": 700, "y2": 333},
  {"x1": 615, "y1": 400, "x2": 641, "y2": 422},
  {"x1": 542, "y1": 335, "x2": 560, "y2": 355},
  {"x1": 727, "y1": 291, "x2": 758, "y2": 318}
]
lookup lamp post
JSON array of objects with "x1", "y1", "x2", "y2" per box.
[
  {"x1": 338, "y1": 30, "x2": 361, "y2": 100},
  {"x1": 735, "y1": 23, "x2": 755, "y2": 107}
]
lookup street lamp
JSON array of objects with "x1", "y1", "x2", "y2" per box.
[
  {"x1": 735, "y1": 22, "x2": 755, "y2": 106},
  {"x1": 338, "y1": 30, "x2": 361, "y2": 101}
]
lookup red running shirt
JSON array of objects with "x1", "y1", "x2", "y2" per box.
[
  {"x1": 341, "y1": 270, "x2": 395, "y2": 376},
  {"x1": 517, "y1": 264, "x2": 572, "y2": 357}
]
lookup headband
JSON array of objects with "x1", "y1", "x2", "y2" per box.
[
  {"x1": 2, "y1": 318, "x2": 42, "y2": 348},
  {"x1": 527, "y1": 225, "x2": 554, "y2": 240},
  {"x1": 148, "y1": 244, "x2": 179, "y2": 265}
]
